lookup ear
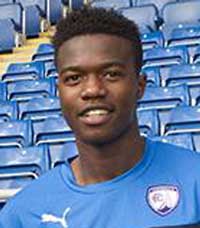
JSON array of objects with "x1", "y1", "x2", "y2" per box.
[{"x1": 137, "y1": 72, "x2": 146, "y2": 99}]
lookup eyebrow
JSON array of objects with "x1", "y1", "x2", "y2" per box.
[{"x1": 59, "y1": 60, "x2": 126, "y2": 76}]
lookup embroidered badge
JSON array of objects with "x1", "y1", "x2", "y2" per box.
[
  {"x1": 41, "y1": 207, "x2": 71, "y2": 228},
  {"x1": 147, "y1": 185, "x2": 179, "y2": 216}
]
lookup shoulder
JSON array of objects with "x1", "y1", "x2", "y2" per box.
[
  {"x1": 147, "y1": 137, "x2": 200, "y2": 172},
  {"x1": 0, "y1": 165, "x2": 63, "y2": 218}
]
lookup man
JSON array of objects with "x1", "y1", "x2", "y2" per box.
[{"x1": 0, "y1": 7, "x2": 200, "y2": 228}]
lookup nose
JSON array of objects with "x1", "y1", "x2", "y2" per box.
[{"x1": 81, "y1": 75, "x2": 107, "y2": 100}]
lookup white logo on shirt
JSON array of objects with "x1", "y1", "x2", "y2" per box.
[
  {"x1": 41, "y1": 207, "x2": 71, "y2": 228},
  {"x1": 147, "y1": 185, "x2": 179, "y2": 216}
]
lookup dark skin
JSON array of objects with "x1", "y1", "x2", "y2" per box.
[{"x1": 57, "y1": 34, "x2": 146, "y2": 185}]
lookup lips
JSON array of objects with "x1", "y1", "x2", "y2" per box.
[{"x1": 78, "y1": 105, "x2": 114, "y2": 126}]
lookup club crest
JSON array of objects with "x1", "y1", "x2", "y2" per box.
[{"x1": 147, "y1": 185, "x2": 180, "y2": 216}]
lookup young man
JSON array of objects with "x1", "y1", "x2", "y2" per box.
[{"x1": 0, "y1": 7, "x2": 200, "y2": 228}]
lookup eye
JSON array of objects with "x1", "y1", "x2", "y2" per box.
[
  {"x1": 63, "y1": 74, "x2": 82, "y2": 86},
  {"x1": 103, "y1": 70, "x2": 124, "y2": 81}
]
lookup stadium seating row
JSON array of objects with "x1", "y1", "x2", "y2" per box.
[
  {"x1": 0, "y1": 105, "x2": 199, "y2": 148},
  {"x1": 1, "y1": 0, "x2": 200, "y2": 52}
]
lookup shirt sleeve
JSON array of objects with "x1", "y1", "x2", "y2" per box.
[{"x1": 0, "y1": 199, "x2": 22, "y2": 228}]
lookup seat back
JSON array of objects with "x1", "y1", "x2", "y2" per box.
[
  {"x1": 137, "y1": 109, "x2": 159, "y2": 136},
  {"x1": 19, "y1": 96, "x2": 61, "y2": 121},
  {"x1": 0, "y1": 100, "x2": 18, "y2": 122},
  {"x1": 0, "y1": 120, "x2": 32, "y2": 148},
  {"x1": 33, "y1": 116, "x2": 74, "y2": 146},
  {"x1": 0, "y1": 3, "x2": 22, "y2": 31},
  {"x1": 7, "y1": 78, "x2": 56, "y2": 102},
  {"x1": 121, "y1": 5, "x2": 158, "y2": 33},
  {"x1": 143, "y1": 46, "x2": 189, "y2": 68}
]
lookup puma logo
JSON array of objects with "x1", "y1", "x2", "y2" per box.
[{"x1": 41, "y1": 207, "x2": 71, "y2": 228}]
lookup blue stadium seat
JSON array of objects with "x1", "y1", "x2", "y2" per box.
[
  {"x1": 152, "y1": 133, "x2": 194, "y2": 151},
  {"x1": 121, "y1": 5, "x2": 158, "y2": 33},
  {"x1": 137, "y1": 109, "x2": 159, "y2": 136},
  {"x1": 0, "y1": 145, "x2": 49, "y2": 202},
  {"x1": 166, "y1": 24, "x2": 200, "y2": 49},
  {"x1": 138, "y1": 84, "x2": 190, "y2": 111},
  {"x1": 0, "y1": 19, "x2": 16, "y2": 53},
  {"x1": 159, "y1": 105, "x2": 200, "y2": 136},
  {"x1": 143, "y1": 46, "x2": 189, "y2": 68},
  {"x1": 7, "y1": 78, "x2": 56, "y2": 102},
  {"x1": 43, "y1": 60, "x2": 57, "y2": 78},
  {"x1": 15, "y1": 0, "x2": 48, "y2": 37},
  {"x1": 2, "y1": 61, "x2": 45, "y2": 82},
  {"x1": 161, "y1": 64, "x2": 200, "y2": 88},
  {"x1": 70, "y1": 0, "x2": 85, "y2": 10},
  {"x1": 141, "y1": 31, "x2": 164, "y2": 51},
  {"x1": 0, "y1": 100, "x2": 18, "y2": 123},
  {"x1": 0, "y1": 119, "x2": 32, "y2": 148},
  {"x1": 91, "y1": 0, "x2": 131, "y2": 9},
  {"x1": 48, "y1": 140, "x2": 78, "y2": 168},
  {"x1": 0, "y1": 82, "x2": 7, "y2": 101},
  {"x1": 0, "y1": 3, "x2": 23, "y2": 33},
  {"x1": 141, "y1": 66, "x2": 160, "y2": 87},
  {"x1": 161, "y1": 1, "x2": 200, "y2": 39},
  {"x1": 19, "y1": 96, "x2": 61, "y2": 121},
  {"x1": 34, "y1": 43, "x2": 54, "y2": 55},
  {"x1": 47, "y1": 0, "x2": 63, "y2": 24},
  {"x1": 32, "y1": 116, "x2": 74, "y2": 146},
  {"x1": 32, "y1": 52, "x2": 54, "y2": 62}
]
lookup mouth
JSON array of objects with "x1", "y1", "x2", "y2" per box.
[{"x1": 79, "y1": 106, "x2": 114, "y2": 126}]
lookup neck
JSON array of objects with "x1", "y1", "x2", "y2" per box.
[{"x1": 71, "y1": 124, "x2": 145, "y2": 186}]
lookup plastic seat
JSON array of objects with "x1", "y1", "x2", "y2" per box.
[
  {"x1": 2, "y1": 61, "x2": 45, "y2": 82},
  {"x1": 143, "y1": 46, "x2": 189, "y2": 68},
  {"x1": 151, "y1": 133, "x2": 194, "y2": 151},
  {"x1": 0, "y1": 19, "x2": 16, "y2": 53},
  {"x1": 141, "y1": 66, "x2": 160, "y2": 87},
  {"x1": 43, "y1": 60, "x2": 57, "y2": 78},
  {"x1": 166, "y1": 24, "x2": 200, "y2": 49},
  {"x1": 0, "y1": 100, "x2": 18, "y2": 123},
  {"x1": 15, "y1": 0, "x2": 47, "y2": 37},
  {"x1": 32, "y1": 116, "x2": 74, "y2": 146},
  {"x1": 159, "y1": 105, "x2": 200, "y2": 136},
  {"x1": 161, "y1": 1, "x2": 200, "y2": 39},
  {"x1": 141, "y1": 31, "x2": 164, "y2": 51},
  {"x1": 138, "y1": 84, "x2": 190, "y2": 111},
  {"x1": 0, "y1": 3, "x2": 23, "y2": 33},
  {"x1": 0, "y1": 145, "x2": 49, "y2": 202},
  {"x1": 121, "y1": 5, "x2": 158, "y2": 33},
  {"x1": 19, "y1": 96, "x2": 61, "y2": 121},
  {"x1": 7, "y1": 78, "x2": 56, "y2": 102},
  {"x1": 48, "y1": 140, "x2": 78, "y2": 168},
  {"x1": 34, "y1": 43, "x2": 54, "y2": 55},
  {"x1": 0, "y1": 82, "x2": 7, "y2": 101},
  {"x1": 91, "y1": 0, "x2": 131, "y2": 9},
  {"x1": 0, "y1": 120, "x2": 32, "y2": 148},
  {"x1": 32, "y1": 52, "x2": 54, "y2": 62},
  {"x1": 161, "y1": 64, "x2": 200, "y2": 89},
  {"x1": 47, "y1": 0, "x2": 63, "y2": 24},
  {"x1": 137, "y1": 109, "x2": 159, "y2": 136}
]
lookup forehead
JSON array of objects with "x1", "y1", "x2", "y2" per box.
[{"x1": 56, "y1": 34, "x2": 133, "y2": 71}]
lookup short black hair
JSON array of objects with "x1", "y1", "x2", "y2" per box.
[{"x1": 52, "y1": 6, "x2": 143, "y2": 74}]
